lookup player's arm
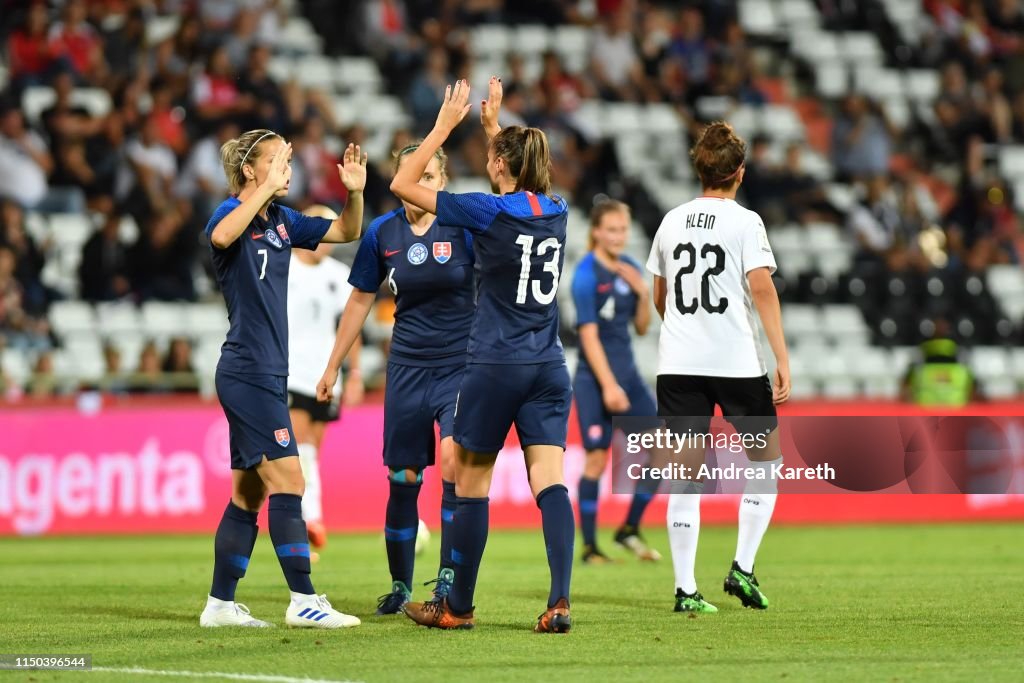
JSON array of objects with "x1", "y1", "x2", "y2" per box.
[
  {"x1": 317, "y1": 289, "x2": 375, "y2": 402},
  {"x1": 480, "y1": 76, "x2": 502, "y2": 141},
  {"x1": 653, "y1": 276, "x2": 667, "y2": 320},
  {"x1": 616, "y1": 260, "x2": 651, "y2": 335},
  {"x1": 579, "y1": 324, "x2": 630, "y2": 413},
  {"x1": 342, "y1": 331, "x2": 364, "y2": 406},
  {"x1": 322, "y1": 143, "x2": 368, "y2": 243},
  {"x1": 748, "y1": 267, "x2": 791, "y2": 405},
  {"x1": 391, "y1": 80, "x2": 472, "y2": 214},
  {"x1": 209, "y1": 143, "x2": 291, "y2": 249}
]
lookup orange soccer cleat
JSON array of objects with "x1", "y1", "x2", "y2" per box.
[
  {"x1": 402, "y1": 598, "x2": 475, "y2": 630},
  {"x1": 534, "y1": 598, "x2": 572, "y2": 634}
]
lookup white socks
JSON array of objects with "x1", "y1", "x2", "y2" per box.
[
  {"x1": 734, "y1": 457, "x2": 781, "y2": 574},
  {"x1": 667, "y1": 481, "x2": 703, "y2": 594},
  {"x1": 297, "y1": 443, "x2": 321, "y2": 523},
  {"x1": 206, "y1": 595, "x2": 232, "y2": 610}
]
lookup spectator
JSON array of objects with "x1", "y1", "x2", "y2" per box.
[
  {"x1": 47, "y1": 0, "x2": 106, "y2": 85},
  {"x1": 0, "y1": 245, "x2": 49, "y2": 350},
  {"x1": 590, "y1": 8, "x2": 647, "y2": 101},
  {"x1": 101, "y1": 7, "x2": 147, "y2": 91},
  {"x1": 127, "y1": 340, "x2": 170, "y2": 393},
  {"x1": 295, "y1": 117, "x2": 349, "y2": 210},
  {"x1": 25, "y1": 350, "x2": 59, "y2": 398},
  {"x1": 0, "y1": 103, "x2": 85, "y2": 213},
  {"x1": 162, "y1": 336, "x2": 199, "y2": 392},
  {"x1": 190, "y1": 45, "x2": 252, "y2": 134},
  {"x1": 79, "y1": 211, "x2": 131, "y2": 302},
  {"x1": 176, "y1": 120, "x2": 238, "y2": 220},
  {"x1": 7, "y1": 1, "x2": 62, "y2": 92},
  {"x1": 115, "y1": 115, "x2": 178, "y2": 219},
  {"x1": 0, "y1": 199, "x2": 49, "y2": 314},
  {"x1": 408, "y1": 47, "x2": 453, "y2": 135},
  {"x1": 847, "y1": 175, "x2": 904, "y2": 266},
  {"x1": 777, "y1": 144, "x2": 834, "y2": 224},
  {"x1": 831, "y1": 94, "x2": 892, "y2": 181},
  {"x1": 237, "y1": 45, "x2": 292, "y2": 133},
  {"x1": 129, "y1": 210, "x2": 196, "y2": 302},
  {"x1": 148, "y1": 79, "x2": 190, "y2": 157},
  {"x1": 667, "y1": 7, "x2": 712, "y2": 89}
]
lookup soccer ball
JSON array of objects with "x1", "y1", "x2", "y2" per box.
[{"x1": 415, "y1": 519, "x2": 430, "y2": 556}]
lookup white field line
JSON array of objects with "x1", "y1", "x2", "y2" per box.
[{"x1": 92, "y1": 667, "x2": 363, "y2": 683}]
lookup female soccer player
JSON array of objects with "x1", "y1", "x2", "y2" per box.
[
  {"x1": 395, "y1": 78, "x2": 575, "y2": 633},
  {"x1": 571, "y1": 199, "x2": 661, "y2": 564},
  {"x1": 645, "y1": 121, "x2": 790, "y2": 614},
  {"x1": 287, "y1": 205, "x2": 364, "y2": 559},
  {"x1": 199, "y1": 128, "x2": 367, "y2": 629},
  {"x1": 316, "y1": 144, "x2": 475, "y2": 616}
]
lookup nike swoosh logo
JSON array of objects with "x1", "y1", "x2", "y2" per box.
[
  {"x1": 597, "y1": 283, "x2": 613, "y2": 293},
  {"x1": 251, "y1": 232, "x2": 264, "y2": 240},
  {"x1": 384, "y1": 249, "x2": 401, "y2": 257}
]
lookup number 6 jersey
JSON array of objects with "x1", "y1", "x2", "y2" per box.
[
  {"x1": 435, "y1": 190, "x2": 568, "y2": 364},
  {"x1": 646, "y1": 196, "x2": 776, "y2": 378}
]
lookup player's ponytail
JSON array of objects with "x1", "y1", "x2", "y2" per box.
[
  {"x1": 491, "y1": 126, "x2": 553, "y2": 197},
  {"x1": 221, "y1": 128, "x2": 280, "y2": 195},
  {"x1": 690, "y1": 121, "x2": 747, "y2": 191}
]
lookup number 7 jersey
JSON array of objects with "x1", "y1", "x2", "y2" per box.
[
  {"x1": 435, "y1": 190, "x2": 568, "y2": 364},
  {"x1": 646, "y1": 196, "x2": 776, "y2": 378}
]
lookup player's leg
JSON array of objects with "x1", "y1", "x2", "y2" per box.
[
  {"x1": 306, "y1": 418, "x2": 330, "y2": 553},
  {"x1": 720, "y1": 375, "x2": 780, "y2": 610},
  {"x1": 516, "y1": 360, "x2": 574, "y2": 633},
  {"x1": 657, "y1": 375, "x2": 718, "y2": 613},
  {"x1": 289, "y1": 399, "x2": 325, "y2": 554},
  {"x1": 378, "y1": 362, "x2": 435, "y2": 613},
  {"x1": 614, "y1": 376, "x2": 662, "y2": 561},
  {"x1": 574, "y1": 368, "x2": 613, "y2": 563},
  {"x1": 201, "y1": 466, "x2": 272, "y2": 627}
]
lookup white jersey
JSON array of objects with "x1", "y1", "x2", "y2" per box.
[
  {"x1": 646, "y1": 196, "x2": 776, "y2": 378},
  {"x1": 287, "y1": 255, "x2": 354, "y2": 398}
]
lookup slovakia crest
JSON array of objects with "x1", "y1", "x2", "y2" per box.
[
  {"x1": 265, "y1": 228, "x2": 283, "y2": 249},
  {"x1": 276, "y1": 223, "x2": 290, "y2": 243},
  {"x1": 408, "y1": 242, "x2": 428, "y2": 265},
  {"x1": 433, "y1": 242, "x2": 452, "y2": 264},
  {"x1": 274, "y1": 428, "x2": 291, "y2": 447},
  {"x1": 614, "y1": 277, "x2": 631, "y2": 295}
]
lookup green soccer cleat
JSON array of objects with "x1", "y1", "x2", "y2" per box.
[
  {"x1": 674, "y1": 589, "x2": 718, "y2": 614},
  {"x1": 723, "y1": 561, "x2": 769, "y2": 609}
]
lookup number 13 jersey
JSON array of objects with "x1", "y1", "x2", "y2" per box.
[
  {"x1": 646, "y1": 196, "x2": 776, "y2": 378},
  {"x1": 435, "y1": 190, "x2": 568, "y2": 364}
]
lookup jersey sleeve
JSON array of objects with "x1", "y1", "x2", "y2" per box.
[
  {"x1": 204, "y1": 197, "x2": 241, "y2": 243},
  {"x1": 281, "y1": 205, "x2": 331, "y2": 250},
  {"x1": 435, "y1": 191, "x2": 503, "y2": 233},
  {"x1": 646, "y1": 219, "x2": 667, "y2": 277},
  {"x1": 347, "y1": 221, "x2": 384, "y2": 293},
  {"x1": 741, "y1": 213, "x2": 777, "y2": 275},
  {"x1": 572, "y1": 259, "x2": 599, "y2": 327}
]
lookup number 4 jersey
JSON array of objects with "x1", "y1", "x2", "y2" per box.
[
  {"x1": 646, "y1": 196, "x2": 776, "y2": 378},
  {"x1": 435, "y1": 190, "x2": 568, "y2": 364}
]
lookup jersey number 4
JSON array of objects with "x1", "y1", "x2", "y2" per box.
[
  {"x1": 673, "y1": 243, "x2": 728, "y2": 315},
  {"x1": 515, "y1": 235, "x2": 561, "y2": 305}
]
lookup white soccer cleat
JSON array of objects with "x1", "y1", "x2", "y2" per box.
[
  {"x1": 200, "y1": 601, "x2": 273, "y2": 628},
  {"x1": 285, "y1": 594, "x2": 361, "y2": 629}
]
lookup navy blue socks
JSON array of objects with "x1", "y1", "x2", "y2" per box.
[
  {"x1": 625, "y1": 475, "x2": 659, "y2": 529},
  {"x1": 577, "y1": 476, "x2": 600, "y2": 547},
  {"x1": 384, "y1": 478, "x2": 421, "y2": 591},
  {"x1": 268, "y1": 493, "x2": 314, "y2": 595},
  {"x1": 448, "y1": 496, "x2": 489, "y2": 615},
  {"x1": 537, "y1": 484, "x2": 574, "y2": 608},
  {"x1": 439, "y1": 479, "x2": 457, "y2": 573},
  {"x1": 210, "y1": 501, "x2": 258, "y2": 601}
]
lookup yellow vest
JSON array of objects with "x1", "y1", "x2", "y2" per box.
[{"x1": 909, "y1": 362, "x2": 973, "y2": 407}]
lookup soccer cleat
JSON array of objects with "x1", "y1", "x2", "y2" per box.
[
  {"x1": 285, "y1": 594, "x2": 361, "y2": 628},
  {"x1": 200, "y1": 601, "x2": 273, "y2": 628},
  {"x1": 402, "y1": 597, "x2": 475, "y2": 630},
  {"x1": 306, "y1": 521, "x2": 328, "y2": 549},
  {"x1": 534, "y1": 598, "x2": 572, "y2": 633},
  {"x1": 581, "y1": 544, "x2": 614, "y2": 565},
  {"x1": 614, "y1": 525, "x2": 662, "y2": 561},
  {"x1": 674, "y1": 589, "x2": 719, "y2": 614},
  {"x1": 724, "y1": 561, "x2": 769, "y2": 609},
  {"x1": 423, "y1": 568, "x2": 454, "y2": 602},
  {"x1": 375, "y1": 581, "x2": 412, "y2": 615}
]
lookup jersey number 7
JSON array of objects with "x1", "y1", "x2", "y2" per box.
[
  {"x1": 515, "y1": 235, "x2": 561, "y2": 305},
  {"x1": 673, "y1": 242, "x2": 728, "y2": 315}
]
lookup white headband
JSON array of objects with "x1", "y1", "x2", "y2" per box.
[{"x1": 239, "y1": 132, "x2": 277, "y2": 170}]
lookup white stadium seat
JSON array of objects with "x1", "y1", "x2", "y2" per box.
[
  {"x1": 295, "y1": 55, "x2": 335, "y2": 91},
  {"x1": 46, "y1": 213, "x2": 93, "y2": 249},
  {"x1": 514, "y1": 25, "x2": 550, "y2": 54},
  {"x1": 777, "y1": 0, "x2": 821, "y2": 29},
  {"x1": 95, "y1": 303, "x2": 142, "y2": 337},
  {"x1": 840, "y1": 32, "x2": 884, "y2": 65},
  {"x1": 187, "y1": 303, "x2": 230, "y2": 337},
  {"x1": 141, "y1": 302, "x2": 189, "y2": 338},
  {"x1": 335, "y1": 57, "x2": 383, "y2": 93},
  {"x1": 904, "y1": 69, "x2": 941, "y2": 101},
  {"x1": 470, "y1": 25, "x2": 512, "y2": 56},
  {"x1": 50, "y1": 301, "x2": 96, "y2": 339},
  {"x1": 969, "y1": 347, "x2": 1010, "y2": 379},
  {"x1": 822, "y1": 305, "x2": 870, "y2": 345},
  {"x1": 738, "y1": 0, "x2": 779, "y2": 36}
]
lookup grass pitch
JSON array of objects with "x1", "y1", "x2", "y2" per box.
[{"x1": 0, "y1": 523, "x2": 1022, "y2": 683}]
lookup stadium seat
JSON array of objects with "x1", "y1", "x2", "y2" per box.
[
  {"x1": 738, "y1": 0, "x2": 779, "y2": 36},
  {"x1": 644, "y1": 103, "x2": 683, "y2": 135},
  {"x1": 46, "y1": 213, "x2": 93, "y2": 249},
  {"x1": 267, "y1": 55, "x2": 295, "y2": 83},
  {"x1": 187, "y1": 303, "x2": 229, "y2": 337},
  {"x1": 21, "y1": 86, "x2": 56, "y2": 125},
  {"x1": 969, "y1": 347, "x2": 1010, "y2": 379},
  {"x1": 782, "y1": 304, "x2": 823, "y2": 339},
  {"x1": 602, "y1": 102, "x2": 644, "y2": 134},
  {"x1": 777, "y1": 0, "x2": 821, "y2": 29},
  {"x1": 552, "y1": 25, "x2": 590, "y2": 68},
  {"x1": 95, "y1": 303, "x2": 142, "y2": 337},
  {"x1": 904, "y1": 69, "x2": 941, "y2": 102},
  {"x1": 142, "y1": 302, "x2": 189, "y2": 338},
  {"x1": 726, "y1": 104, "x2": 759, "y2": 141},
  {"x1": 839, "y1": 33, "x2": 884, "y2": 66},
  {"x1": 791, "y1": 30, "x2": 841, "y2": 64},
  {"x1": 854, "y1": 66, "x2": 905, "y2": 101},
  {"x1": 822, "y1": 305, "x2": 870, "y2": 345},
  {"x1": 146, "y1": 15, "x2": 180, "y2": 45},
  {"x1": 804, "y1": 222, "x2": 844, "y2": 254},
  {"x1": 470, "y1": 25, "x2": 512, "y2": 57},
  {"x1": 295, "y1": 55, "x2": 335, "y2": 91},
  {"x1": 815, "y1": 63, "x2": 849, "y2": 100},
  {"x1": 277, "y1": 17, "x2": 323, "y2": 54},
  {"x1": 335, "y1": 57, "x2": 383, "y2": 94},
  {"x1": 997, "y1": 146, "x2": 1024, "y2": 180},
  {"x1": 50, "y1": 301, "x2": 96, "y2": 339},
  {"x1": 0, "y1": 64, "x2": 7, "y2": 92},
  {"x1": 760, "y1": 105, "x2": 805, "y2": 141},
  {"x1": 514, "y1": 25, "x2": 550, "y2": 54},
  {"x1": 1, "y1": 348, "x2": 32, "y2": 386}
]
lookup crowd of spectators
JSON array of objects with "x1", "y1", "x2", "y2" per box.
[{"x1": 0, "y1": 0, "x2": 1023, "y2": 397}]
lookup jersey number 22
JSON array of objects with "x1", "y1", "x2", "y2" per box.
[{"x1": 673, "y1": 242, "x2": 728, "y2": 315}]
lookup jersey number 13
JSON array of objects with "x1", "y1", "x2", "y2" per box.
[{"x1": 515, "y1": 235, "x2": 561, "y2": 305}]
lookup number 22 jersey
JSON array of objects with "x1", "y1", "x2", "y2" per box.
[{"x1": 646, "y1": 196, "x2": 776, "y2": 378}]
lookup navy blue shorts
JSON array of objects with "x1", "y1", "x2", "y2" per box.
[
  {"x1": 215, "y1": 369, "x2": 297, "y2": 470},
  {"x1": 454, "y1": 360, "x2": 572, "y2": 453},
  {"x1": 574, "y1": 367, "x2": 658, "y2": 450},
  {"x1": 383, "y1": 360, "x2": 464, "y2": 470}
]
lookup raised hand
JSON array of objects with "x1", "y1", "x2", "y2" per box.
[
  {"x1": 480, "y1": 76, "x2": 503, "y2": 138},
  {"x1": 337, "y1": 143, "x2": 368, "y2": 192},
  {"x1": 262, "y1": 142, "x2": 292, "y2": 193},
  {"x1": 434, "y1": 80, "x2": 472, "y2": 134}
]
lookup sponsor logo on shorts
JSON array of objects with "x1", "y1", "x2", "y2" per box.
[
  {"x1": 276, "y1": 223, "x2": 290, "y2": 243},
  {"x1": 407, "y1": 243, "x2": 428, "y2": 265},
  {"x1": 265, "y1": 228, "x2": 283, "y2": 249},
  {"x1": 274, "y1": 428, "x2": 291, "y2": 447},
  {"x1": 433, "y1": 241, "x2": 452, "y2": 264}
]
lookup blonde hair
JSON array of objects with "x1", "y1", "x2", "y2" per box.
[
  {"x1": 392, "y1": 142, "x2": 448, "y2": 180},
  {"x1": 588, "y1": 199, "x2": 630, "y2": 251},
  {"x1": 490, "y1": 126, "x2": 552, "y2": 196},
  {"x1": 220, "y1": 128, "x2": 281, "y2": 195}
]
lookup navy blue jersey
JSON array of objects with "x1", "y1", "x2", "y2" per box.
[
  {"x1": 206, "y1": 197, "x2": 331, "y2": 376},
  {"x1": 348, "y1": 208, "x2": 475, "y2": 366},
  {"x1": 572, "y1": 251, "x2": 642, "y2": 379},
  {"x1": 435, "y1": 190, "x2": 568, "y2": 364}
]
